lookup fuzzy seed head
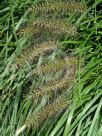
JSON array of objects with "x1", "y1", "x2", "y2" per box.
[
  {"x1": 15, "y1": 41, "x2": 57, "y2": 68},
  {"x1": 28, "y1": 77, "x2": 74, "y2": 100},
  {"x1": 30, "y1": 1, "x2": 87, "y2": 15},
  {"x1": 32, "y1": 56, "x2": 78, "y2": 76},
  {"x1": 25, "y1": 97, "x2": 70, "y2": 129}
]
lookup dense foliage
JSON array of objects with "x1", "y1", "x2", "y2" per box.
[{"x1": 0, "y1": 0, "x2": 102, "y2": 136}]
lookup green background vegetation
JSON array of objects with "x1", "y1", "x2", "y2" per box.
[{"x1": 0, "y1": 0, "x2": 102, "y2": 136}]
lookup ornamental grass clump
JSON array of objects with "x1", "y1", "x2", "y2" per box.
[{"x1": 8, "y1": 0, "x2": 87, "y2": 135}]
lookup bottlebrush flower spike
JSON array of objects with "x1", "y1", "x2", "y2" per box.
[
  {"x1": 15, "y1": 97, "x2": 70, "y2": 136},
  {"x1": 31, "y1": 56, "x2": 78, "y2": 76},
  {"x1": 15, "y1": 41, "x2": 57, "y2": 68},
  {"x1": 27, "y1": 77, "x2": 74, "y2": 100},
  {"x1": 17, "y1": 24, "x2": 40, "y2": 37},
  {"x1": 17, "y1": 18, "x2": 77, "y2": 37},
  {"x1": 29, "y1": 1, "x2": 87, "y2": 15}
]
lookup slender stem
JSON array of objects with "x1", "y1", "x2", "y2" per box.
[{"x1": 15, "y1": 125, "x2": 27, "y2": 136}]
